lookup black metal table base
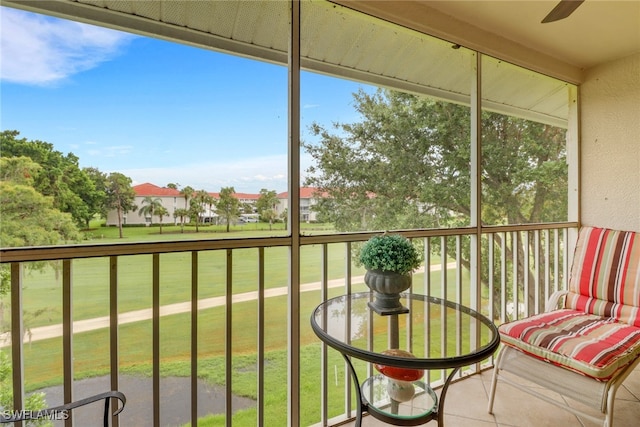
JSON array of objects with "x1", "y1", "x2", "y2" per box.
[{"x1": 343, "y1": 354, "x2": 460, "y2": 426}]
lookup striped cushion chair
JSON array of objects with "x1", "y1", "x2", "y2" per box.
[{"x1": 488, "y1": 226, "x2": 640, "y2": 427}]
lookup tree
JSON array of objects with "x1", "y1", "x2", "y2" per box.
[
  {"x1": 189, "y1": 189, "x2": 213, "y2": 232},
  {"x1": 180, "y1": 185, "x2": 194, "y2": 210},
  {"x1": 0, "y1": 157, "x2": 82, "y2": 247},
  {"x1": 305, "y1": 88, "x2": 566, "y2": 228},
  {"x1": 257, "y1": 189, "x2": 278, "y2": 230},
  {"x1": 82, "y1": 167, "x2": 108, "y2": 227},
  {"x1": 0, "y1": 351, "x2": 48, "y2": 426},
  {"x1": 280, "y1": 208, "x2": 288, "y2": 230},
  {"x1": 138, "y1": 196, "x2": 163, "y2": 225},
  {"x1": 0, "y1": 181, "x2": 81, "y2": 247},
  {"x1": 204, "y1": 193, "x2": 216, "y2": 225},
  {"x1": 188, "y1": 198, "x2": 205, "y2": 232},
  {"x1": 174, "y1": 208, "x2": 189, "y2": 233},
  {"x1": 303, "y1": 88, "x2": 568, "y2": 312},
  {"x1": 1, "y1": 130, "x2": 101, "y2": 228},
  {"x1": 155, "y1": 206, "x2": 169, "y2": 234},
  {"x1": 240, "y1": 202, "x2": 254, "y2": 215},
  {"x1": 0, "y1": 157, "x2": 81, "y2": 344},
  {"x1": 0, "y1": 156, "x2": 41, "y2": 184},
  {"x1": 104, "y1": 172, "x2": 137, "y2": 239},
  {"x1": 216, "y1": 187, "x2": 240, "y2": 232}
]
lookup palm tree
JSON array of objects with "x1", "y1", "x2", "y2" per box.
[
  {"x1": 202, "y1": 192, "x2": 216, "y2": 225},
  {"x1": 155, "y1": 206, "x2": 169, "y2": 234},
  {"x1": 174, "y1": 208, "x2": 189, "y2": 233},
  {"x1": 138, "y1": 196, "x2": 163, "y2": 225},
  {"x1": 180, "y1": 186, "x2": 194, "y2": 210},
  {"x1": 257, "y1": 189, "x2": 279, "y2": 230},
  {"x1": 216, "y1": 187, "x2": 240, "y2": 232},
  {"x1": 190, "y1": 190, "x2": 212, "y2": 232},
  {"x1": 188, "y1": 198, "x2": 205, "y2": 232}
]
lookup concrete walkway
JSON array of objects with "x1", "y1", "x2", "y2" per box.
[{"x1": 1, "y1": 263, "x2": 455, "y2": 346}]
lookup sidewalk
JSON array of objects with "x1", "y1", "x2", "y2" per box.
[{"x1": 1, "y1": 263, "x2": 455, "y2": 346}]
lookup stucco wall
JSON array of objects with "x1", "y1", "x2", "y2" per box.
[{"x1": 580, "y1": 53, "x2": 640, "y2": 232}]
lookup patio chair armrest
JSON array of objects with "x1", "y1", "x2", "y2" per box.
[
  {"x1": 545, "y1": 290, "x2": 569, "y2": 312},
  {"x1": 0, "y1": 390, "x2": 126, "y2": 425}
]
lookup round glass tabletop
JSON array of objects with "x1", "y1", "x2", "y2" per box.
[{"x1": 311, "y1": 292, "x2": 500, "y2": 370}]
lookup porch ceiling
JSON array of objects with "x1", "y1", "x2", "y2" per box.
[
  {"x1": 2, "y1": 0, "x2": 615, "y2": 127},
  {"x1": 338, "y1": 1, "x2": 640, "y2": 72}
]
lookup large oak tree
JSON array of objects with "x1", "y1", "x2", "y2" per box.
[
  {"x1": 304, "y1": 89, "x2": 567, "y2": 231},
  {"x1": 303, "y1": 89, "x2": 568, "y2": 316}
]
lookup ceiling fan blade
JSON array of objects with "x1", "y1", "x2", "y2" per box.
[{"x1": 542, "y1": 0, "x2": 585, "y2": 23}]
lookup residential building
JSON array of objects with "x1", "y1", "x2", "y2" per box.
[
  {"x1": 105, "y1": 183, "x2": 264, "y2": 226},
  {"x1": 277, "y1": 187, "x2": 324, "y2": 222},
  {"x1": 106, "y1": 182, "x2": 182, "y2": 226}
]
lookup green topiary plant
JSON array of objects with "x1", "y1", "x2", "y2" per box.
[{"x1": 359, "y1": 234, "x2": 422, "y2": 275}]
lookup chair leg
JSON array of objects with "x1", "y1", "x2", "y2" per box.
[
  {"x1": 487, "y1": 346, "x2": 504, "y2": 414},
  {"x1": 603, "y1": 385, "x2": 616, "y2": 427}
]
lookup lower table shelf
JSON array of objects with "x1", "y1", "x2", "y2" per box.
[{"x1": 361, "y1": 374, "x2": 438, "y2": 426}]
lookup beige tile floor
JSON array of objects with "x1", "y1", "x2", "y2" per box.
[{"x1": 342, "y1": 367, "x2": 640, "y2": 427}]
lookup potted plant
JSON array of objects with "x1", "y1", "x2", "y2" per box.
[{"x1": 359, "y1": 234, "x2": 422, "y2": 315}]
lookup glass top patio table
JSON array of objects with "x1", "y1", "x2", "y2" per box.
[{"x1": 310, "y1": 292, "x2": 500, "y2": 426}]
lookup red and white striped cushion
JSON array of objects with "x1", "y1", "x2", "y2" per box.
[
  {"x1": 565, "y1": 227, "x2": 640, "y2": 326},
  {"x1": 499, "y1": 309, "x2": 640, "y2": 380},
  {"x1": 499, "y1": 227, "x2": 640, "y2": 379}
]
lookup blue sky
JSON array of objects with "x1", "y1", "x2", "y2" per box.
[{"x1": 0, "y1": 6, "x2": 367, "y2": 193}]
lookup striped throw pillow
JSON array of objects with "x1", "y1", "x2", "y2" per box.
[{"x1": 565, "y1": 227, "x2": 640, "y2": 326}]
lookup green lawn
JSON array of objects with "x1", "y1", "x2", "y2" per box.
[
  {"x1": 16, "y1": 272, "x2": 472, "y2": 426},
  {"x1": 14, "y1": 222, "x2": 448, "y2": 328},
  {"x1": 16, "y1": 266, "x2": 467, "y2": 388},
  {"x1": 82, "y1": 219, "x2": 334, "y2": 243},
  {"x1": 3, "y1": 224, "x2": 476, "y2": 426},
  {"x1": 16, "y1": 243, "x2": 376, "y2": 327}
]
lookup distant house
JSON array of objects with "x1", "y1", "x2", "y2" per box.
[
  {"x1": 105, "y1": 183, "x2": 265, "y2": 226},
  {"x1": 276, "y1": 187, "x2": 324, "y2": 222},
  {"x1": 106, "y1": 183, "x2": 183, "y2": 226},
  {"x1": 206, "y1": 191, "x2": 261, "y2": 224},
  {"x1": 208, "y1": 192, "x2": 261, "y2": 210}
]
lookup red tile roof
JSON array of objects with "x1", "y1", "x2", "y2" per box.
[
  {"x1": 134, "y1": 182, "x2": 314, "y2": 200},
  {"x1": 234, "y1": 192, "x2": 261, "y2": 200},
  {"x1": 208, "y1": 192, "x2": 260, "y2": 200},
  {"x1": 277, "y1": 187, "x2": 325, "y2": 198},
  {"x1": 133, "y1": 183, "x2": 181, "y2": 197}
]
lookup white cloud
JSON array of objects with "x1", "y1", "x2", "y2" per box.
[
  {"x1": 119, "y1": 154, "x2": 304, "y2": 194},
  {"x1": 78, "y1": 144, "x2": 312, "y2": 193},
  {"x1": 0, "y1": 7, "x2": 134, "y2": 85}
]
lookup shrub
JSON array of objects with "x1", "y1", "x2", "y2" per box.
[{"x1": 359, "y1": 234, "x2": 422, "y2": 275}]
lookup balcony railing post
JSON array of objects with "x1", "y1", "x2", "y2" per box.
[
  {"x1": 257, "y1": 247, "x2": 265, "y2": 427},
  {"x1": 190, "y1": 251, "x2": 198, "y2": 426},
  {"x1": 10, "y1": 262, "x2": 24, "y2": 427},
  {"x1": 62, "y1": 259, "x2": 73, "y2": 427},
  {"x1": 109, "y1": 255, "x2": 120, "y2": 427},
  {"x1": 225, "y1": 249, "x2": 233, "y2": 427}
]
